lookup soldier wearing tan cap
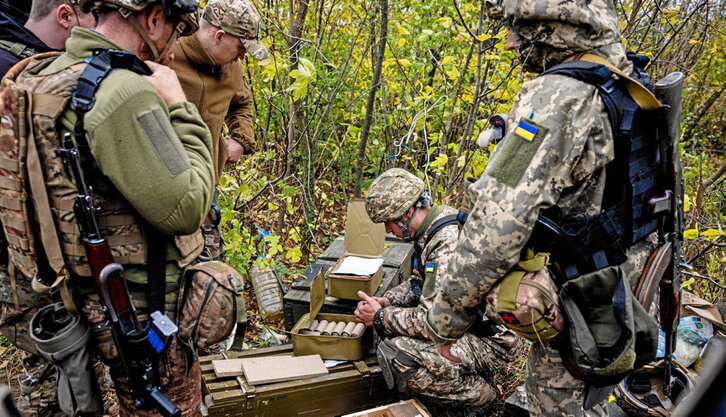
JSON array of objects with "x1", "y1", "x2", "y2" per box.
[{"x1": 171, "y1": 0, "x2": 269, "y2": 262}]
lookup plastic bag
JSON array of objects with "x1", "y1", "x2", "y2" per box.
[{"x1": 657, "y1": 316, "x2": 714, "y2": 367}]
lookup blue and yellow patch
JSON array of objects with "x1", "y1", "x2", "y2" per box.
[
  {"x1": 486, "y1": 116, "x2": 549, "y2": 188},
  {"x1": 425, "y1": 263, "x2": 435, "y2": 273},
  {"x1": 514, "y1": 119, "x2": 538, "y2": 142}
]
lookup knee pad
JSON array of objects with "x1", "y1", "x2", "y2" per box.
[{"x1": 376, "y1": 339, "x2": 418, "y2": 393}]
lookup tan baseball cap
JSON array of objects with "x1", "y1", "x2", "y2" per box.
[{"x1": 203, "y1": 0, "x2": 270, "y2": 59}]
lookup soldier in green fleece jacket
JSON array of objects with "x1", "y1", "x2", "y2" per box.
[{"x1": 4, "y1": 0, "x2": 214, "y2": 415}]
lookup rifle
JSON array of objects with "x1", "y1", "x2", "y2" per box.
[
  {"x1": 56, "y1": 132, "x2": 181, "y2": 417},
  {"x1": 652, "y1": 71, "x2": 685, "y2": 397}
]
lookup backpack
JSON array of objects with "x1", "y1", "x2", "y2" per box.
[{"x1": 0, "y1": 50, "x2": 204, "y2": 312}]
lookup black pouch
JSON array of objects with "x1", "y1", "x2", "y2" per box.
[{"x1": 30, "y1": 302, "x2": 102, "y2": 416}]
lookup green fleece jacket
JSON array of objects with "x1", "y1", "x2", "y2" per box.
[{"x1": 42, "y1": 27, "x2": 214, "y2": 236}]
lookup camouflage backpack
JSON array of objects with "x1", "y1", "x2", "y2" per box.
[
  {"x1": 0, "y1": 52, "x2": 204, "y2": 310},
  {"x1": 485, "y1": 250, "x2": 565, "y2": 342}
]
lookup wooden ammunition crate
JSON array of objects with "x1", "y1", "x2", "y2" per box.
[
  {"x1": 201, "y1": 345, "x2": 399, "y2": 417},
  {"x1": 283, "y1": 235, "x2": 413, "y2": 330}
]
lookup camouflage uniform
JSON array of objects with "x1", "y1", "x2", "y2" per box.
[
  {"x1": 381, "y1": 205, "x2": 521, "y2": 407},
  {"x1": 426, "y1": 1, "x2": 656, "y2": 415},
  {"x1": 366, "y1": 170, "x2": 521, "y2": 408}
]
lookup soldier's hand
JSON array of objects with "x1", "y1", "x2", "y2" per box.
[
  {"x1": 375, "y1": 296, "x2": 392, "y2": 307},
  {"x1": 355, "y1": 291, "x2": 382, "y2": 326},
  {"x1": 437, "y1": 343, "x2": 462, "y2": 363},
  {"x1": 226, "y1": 139, "x2": 245, "y2": 164},
  {"x1": 143, "y1": 61, "x2": 187, "y2": 106}
]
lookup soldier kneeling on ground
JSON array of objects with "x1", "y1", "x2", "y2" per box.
[{"x1": 354, "y1": 168, "x2": 522, "y2": 415}]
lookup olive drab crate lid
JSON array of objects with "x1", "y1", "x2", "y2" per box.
[
  {"x1": 308, "y1": 270, "x2": 325, "y2": 320},
  {"x1": 344, "y1": 198, "x2": 385, "y2": 258}
]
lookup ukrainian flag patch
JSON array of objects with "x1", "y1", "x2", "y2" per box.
[
  {"x1": 425, "y1": 263, "x2": 435, "y2": 273},
  {"x1": 514, "y1": 119, "x2": 538, "y2": 141}
]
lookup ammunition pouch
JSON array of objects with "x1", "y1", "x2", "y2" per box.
[
  {"x1": 30, "y1": 302, "x2": 102, "y2": 416},
  {"x1": 177, "y1": 261, "x2": 246, "y2": 352},
  {"x1": 557, "y1": 266, "x2": 658, "y2": 387},
  {"x1": 376, "y1": 339, "x2": 418, "y2": 393}
]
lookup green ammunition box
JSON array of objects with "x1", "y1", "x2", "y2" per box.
[
  {"x1": 201, "y1": 345, "x2": 399, "y2": 417},
  {"x1": 291, "y1": 272, "x2": 371, "y2": 361},
  {"x1": 283, "y1": 237, "x2": 413, "y2": 331}
]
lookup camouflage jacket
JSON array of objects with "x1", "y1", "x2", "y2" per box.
[
  {"x1": 382, "y1": 205, "x2": 460, "y2": 338},
  {"x1": 426, "y1": 43, "x2": 655, "y2": 344}
]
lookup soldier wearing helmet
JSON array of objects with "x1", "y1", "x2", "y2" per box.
[
  {"x1": 355, "y1": 168, "x2": 521, "y2": 413},
  {"x1": 427, "y1": 0, "x2": 661, "y2": 416},
  {"x1": 2, "y1": 0, "x2": 215, "y2": 415}
]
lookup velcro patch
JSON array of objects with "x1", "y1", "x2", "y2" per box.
[
  {"x1": 486, "y1": 117, "x2": 548, "y2": 188},
  {"x1": 138, "y1": 108, "x2": 190, "y2": 177}
]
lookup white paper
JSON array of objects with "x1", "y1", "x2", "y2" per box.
[{"x1": 331, "y1": 256, "x2": 383, "y2": 276}]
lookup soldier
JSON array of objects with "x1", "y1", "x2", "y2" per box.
[
  {"x1": 425, "y1": 0, "x2": 661, "y2": 416},
  {"x1": 1, "y1": 0, "x2": 214, "y2": 415},
  {"x1": 355, "y1": 168, "x2": 521, "y2": 414},
  {"x1": 0, "y1": 0, "x2": 95, "y2": 75},
  {"x1": 170, "y1": 0, "x2": 268, "y2": 264},
  {"x1": 0, "y1": 2, "x2": 93, "y2": 416}
]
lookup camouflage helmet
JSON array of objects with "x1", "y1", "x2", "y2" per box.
[
  {"x1": 203, "y1": 0, "x2": 270, "y2": 60},
  {"x1": 365, "y1": 168, "x2": 425, "y2": 223},
  {"x1": 79, "y1": 0, "x2": 200, "y2": 36}
]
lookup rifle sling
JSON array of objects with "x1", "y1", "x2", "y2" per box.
[{"x1": 146, "y1": 225, "x2": 167, "y2": 315}]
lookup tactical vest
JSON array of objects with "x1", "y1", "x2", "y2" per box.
[
  {"x1": 0, "y1": 39, "x2": 39, "y2": 61},
  {"x1": 0, "y1": 54, "x2": 203, "y2": 289},
  {"x1": 530, "y1": 53, "x2": 664, "y2": 280}
]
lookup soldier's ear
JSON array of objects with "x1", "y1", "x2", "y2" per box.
[
  {"x1": 213, "y1": 29, "x2": 226, "y2": 45},
  {"x1": 56, "y1": 3, "x2": 73, "y2": 29}
]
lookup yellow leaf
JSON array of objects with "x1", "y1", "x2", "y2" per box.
[
  {"x1": 688, "y1": 39, "x2": 699, "y2": 45},
  {"x1": 398, "y1": 58, "x2": 412, "y2": 67},
  {"x1": 683, "y1": 228, "x2": 699, "y2": 239},
  {"x1": 683, "y1": 194, "x2": 692, "y2": 212},
  {"x1": 680, "y1": 278, "x2": 695, "y2": 289},
  {"x1": 398, "y1": 38, "x2": 407, "y2": 47},
  {"x1": 286, "y1": 248, "x2": 303, "y2": 263},
  {"x1": 441, "y1": 56, "x2": 454, "y2": 65},
  {"x1": 701, "y1": 228, "x2": 725, "y2": 238},
  {"x1": 476, "y1": 33, "x2": 491, "y2": 42}
]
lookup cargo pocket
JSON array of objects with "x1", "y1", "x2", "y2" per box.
[{"x1": 176, "y1": 261, "x2": 245, "y2": 350}]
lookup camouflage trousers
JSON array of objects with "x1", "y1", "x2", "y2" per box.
[
  {"x1": 526, "y1": 343, "x2": 609, "y2": 417},
  {"x1": 388, "y1": 330, "x2": 521, "y2": 407},
  {"x1": 84, "y1": 297, "x2": 202, "y2": 417}
]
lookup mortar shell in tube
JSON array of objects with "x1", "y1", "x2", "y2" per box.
[
  {"x1": 350, "y1": 322, "x2": 366, "y2": 337},
  {"x1": 341, "y1": 321, "x2": 357, "y2": 336},
  {"x1": 331, "y1": 321, "x2": 347, "y2": 336},
  {"x1": 314, "y1": 320, "x2": 329, "y2": 332},
  {"x1": 321, "y1": 321, "x2": 337, "y2": 335}
]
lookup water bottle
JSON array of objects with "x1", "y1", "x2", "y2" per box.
[{"x1": 250, "y1": 263, "x2": 284, "y2": 322}]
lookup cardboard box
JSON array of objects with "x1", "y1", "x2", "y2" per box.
[
  {"x1": 291, "y1": 271, "x2": 371, "y2": 360},
  {"x1": 327, "y1": 199, "x2": 385, "y2": 300},
  {"x1": 342, "y1": 399, "x2": 431, "y2": 417}
]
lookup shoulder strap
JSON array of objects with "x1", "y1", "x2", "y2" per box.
[
  {"x1": 0, "y1": 39, "x2": 38, "y2": 60},
  {"x1": 423, "y1": 210, "x2": 468, "y2": 249},
  {"x1": 567, "y1": 53, "x2": 661, "y2": 111}
]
